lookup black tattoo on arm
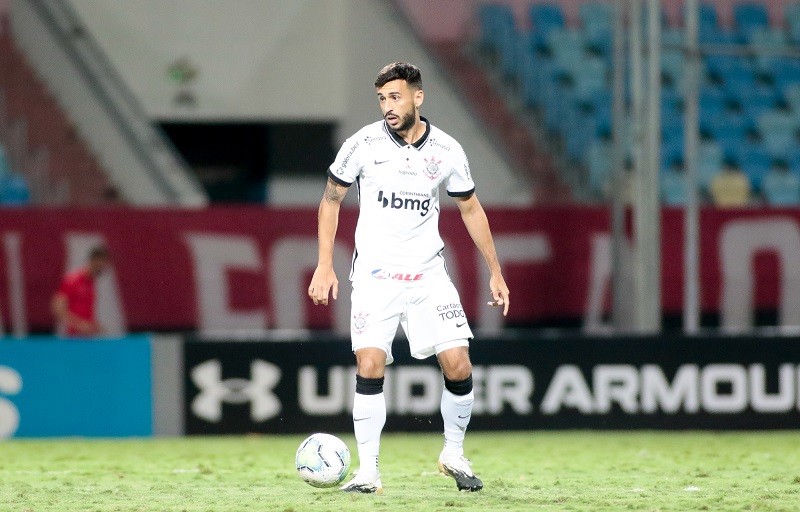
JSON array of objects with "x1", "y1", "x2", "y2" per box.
[{"x1": 324, "y1": 179, "x2": 344, "y2": 204}]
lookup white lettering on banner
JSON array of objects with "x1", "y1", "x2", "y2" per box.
[
  {"x1": 719, "y1": 218, "x2": 800, "y2": 330},
  {"x1": 641, "y1": 365, "x2": 699, "y2": 413},
  {"x1": 583, "y1": 234, "x2": 636, "y2": 333},
  {"x1": 297, "y1": 365, "x2": 533, "y2": 416},
  {"x1": 191, "y1": 359, "x2": 281, "y2": 422},
  {"x1": 298, "y1": 366, "x2": 349, "y2": 415},
  {"x1": 184, "y1": 234, "x2": 267, "y2": 332},
  {"x1": 0, "y1": 366, "x2": 21, "y2": 438},
  {"x1": 271, "y1": 238, "x2": 352, "y2": 335},
  {"x1": 2, "y1": 233, "x2": 24, "y2": 337},
  {"x1": 593, "y1": 365, "x2": 639, "y2": 413},
  {"x1": 66, "y1": 233, "x2": 127, "y2": 336},
  {"x1": 540, "y1": 365, "x2": 594, "y2": 414},
  {"x1": 542, "y1": 364, "x2": 799, "y2": 415},
  {"x1": 477, "y1": 235, "x2": 551, "y2": 332},
  {"x1": 750, "y1": 364, "x2": 795, "y2": 412}
]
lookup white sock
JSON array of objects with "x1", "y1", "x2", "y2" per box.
[
  {"x1": 440, "y1": 389, "x2": 474, "y2": 457},
  {"x1": 352, "y1": 392, "x2": 386, "y2": 478}
]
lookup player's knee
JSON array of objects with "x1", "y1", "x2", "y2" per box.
[
  {"x1": 355, "y1": 350, "x2": 386, "y2": 379},
  {"x1": 443, "y1": 357, "x2": 472, "y2": 382},
  {"x1": 444, "y1": 373, "x2": 473, "y2": 396}
]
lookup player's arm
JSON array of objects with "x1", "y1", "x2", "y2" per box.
[
  {"x1": 308, "y1": 177, "x2": 349, "y2": 306},
  {"x1": 454, "y1": 193, "x2": 510, "y2": 316}
]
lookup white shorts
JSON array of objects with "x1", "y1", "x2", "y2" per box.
[{"x1": 350, "y1": 278, "x2": 473, "y2": 365}]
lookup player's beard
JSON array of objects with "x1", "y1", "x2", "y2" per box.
[{"x1": 386, "y1": 108, "x2": 416, "y2": 133}]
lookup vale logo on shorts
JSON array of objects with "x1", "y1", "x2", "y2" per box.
[{"x1": 377, "y1": 190, "x2": 431, "y2": 217}]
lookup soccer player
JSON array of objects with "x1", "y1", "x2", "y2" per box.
[
  {"x1": 308, "y1": 62, "x2": 509, "y2": 494},
  {"x1": 51, "y1": 244, "x2": 112, "y2": 337}
]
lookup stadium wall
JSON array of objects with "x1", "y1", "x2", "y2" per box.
[
  {"x1": 0, "y1": 207, "x2": 800, "y2": 336},
  {"x1": 63, "y1": 0, "x2": 530, "y2": 206}
]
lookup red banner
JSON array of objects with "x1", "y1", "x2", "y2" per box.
[{"x1": 0, "y1": 206, "x2": 798, "y2": 334}]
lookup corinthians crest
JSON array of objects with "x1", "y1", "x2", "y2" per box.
[
  {"x1": 423, "y1": 157, "x2": 442, "y2": 180},
  {"x1": 353, "y1": 312, "x2": 369, "y2": 334}
]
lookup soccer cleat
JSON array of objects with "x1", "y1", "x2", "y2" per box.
[
  {"x1": 339, "y1": 474, "x2": 383, "y2": 494},
  {"x1": 438, "y1": 453, "x2": 483, "y2": 492}
]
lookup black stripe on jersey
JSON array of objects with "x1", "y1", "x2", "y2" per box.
[
  {"x1": 327, "y1": 169, "x2": 353, "y2": 187},
  {"x1": 383, "y1": 116, "x2": 432, "y2": 149},
  {"x1": 447, "y1": 187, "x2": 475, "y2": 198}
]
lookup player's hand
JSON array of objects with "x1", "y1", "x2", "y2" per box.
[
  {"x1": 486, "y1": 272, "x2": 510, "y2": 316},
  {"x1": 308, "y1": 264, "x2": 338, "y2": 306}
]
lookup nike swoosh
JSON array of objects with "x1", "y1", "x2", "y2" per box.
[
  {"x1": 457, "y1": 415, "x2": 470, "y2": 419},
  {"x1": 374, "y1": 159, "x2": 390, "y2": 165},
  {"x1": 456, "y1": 322, "x2": 466, "y2": 328},
  {"x1": 354, "y1": 417, "x2": 371, "y2": 422}
]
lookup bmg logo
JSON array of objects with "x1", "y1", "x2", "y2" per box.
[
  {"x1": 377, "y1": 190, "x2": 431, "y2": 216},
  {"x1": 191, "y1": 359, "x2": 282, "y2": 423},
  {"x1": 0, "y1": 366, "x2": 21, "y2": 438}
]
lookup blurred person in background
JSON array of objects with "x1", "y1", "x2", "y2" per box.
[
  {"x1": 309, "y1": 62, "x2": 509, "y2": 494},
  {"x1": 51, "y1": 245, "x2": 111, "y2": 337}
]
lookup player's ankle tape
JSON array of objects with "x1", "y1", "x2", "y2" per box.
[
  {"x1": 444, "y1": 374, "x2": 473, "y2": 396},
  {"x1": 356, "y1": 375, "x2": 384, "y2": 395}
]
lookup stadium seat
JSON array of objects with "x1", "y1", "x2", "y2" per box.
[
  {"x1": 661, "y1": 28, "x2": 684, "y2": 49},
  {"x1": 768, "y1": 58, "x2": 800, "y2": 91},
  {"x1": 735, "y1": 144, "x2": 773, "y2": 191},
  {"x1": 661, "y1": 168, "x2": 687, "y2": 205},
  {"x1": 529, "y1": 4, "x2": 565, "y2": 39},
  {"x1": 784, "y1": 83, "x2": 800, "y2": 113},
  {"x1": 748, "y1": 28, "x2": 788, "y2": 74},
  {"x1": 661, "y1": 49, "x2": 684, "y2": 87},
  {"x1": 697, "y1": 141, "x2": 724, "y2": 190},
  {"x1": 0, "y1": 172, "x2": 30, "y2": 205},
  {"x1": 757, "y1": 111, "x2": 799, "y2": 161},
  {"x1": 700, "y1": 28, "x2": 743, "y2": 46},
  {"x1": 588, "y1": 140, "x2": 612, "y2": 194},
  {"x1": 762, "y1": 167, "x2": 800, "y2": 205},
  {"x1": 729, "y1": 85, "x2": 779, "y2": 122},
  {"x1": 571, "y1": 57, "x2": 608, "y2": 103},
  {"x1": 579, "y1": 2, "x2": 613, "y2": 49},
  {"x1": 546, "y1": 28, "x2": 587, "y2": 76},
  {"x1": 477, "y1": 4, "x2": 515, "y2": 53},
  {"x1": 787, "y1": 3, "x2": 800, "y2": 43},
  {"x1": 733, "y1": 3, "x2": 769, "y2": 40}
]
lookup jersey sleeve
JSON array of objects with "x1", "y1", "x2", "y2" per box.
[
  {"x1": 327, "y1": 136, "x2": 362, "y2": 187},
  {"x1": 445, "y1": 145, "x2": 475, "y2": 198}
]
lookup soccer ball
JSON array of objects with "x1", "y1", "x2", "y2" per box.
[{"x1": 295, "y1": 433, "x2": 351, "y2": 488}]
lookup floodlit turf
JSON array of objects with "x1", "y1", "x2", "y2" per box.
[{"x1": 2, "y1": 432, "x2": 800, "y2": 511}]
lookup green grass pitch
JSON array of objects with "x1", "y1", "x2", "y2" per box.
[{"x1": 2, "y1": 432, "x2": 800, "y2": 511}]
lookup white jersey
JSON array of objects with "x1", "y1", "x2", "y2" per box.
[{"x1": 328, "y1": 117, "x2": 475, "y2": 283}]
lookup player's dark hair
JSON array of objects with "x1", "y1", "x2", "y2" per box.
[
  {"x1": 374, "y1": 62, "x2": 423, "y2": 90},
  {"x1": 89, "y1": 244, "x2": 110, "y2": 260}
]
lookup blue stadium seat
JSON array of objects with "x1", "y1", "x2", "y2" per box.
[
  {"x1": 588, "y1": 140, "x2": 612, "y2": 194},
  {"x1": 571, "y1": 57, "x2": 608, "y2": 102},
  {"x1": 546, "y1": 28, "x2": 587, "y2": 76},
  {"x1": 530, "y1": 4, "x2": 565, "y2": 39},
  {"x1": 734, "y1": 3, "x2": 769, "y2": 41},
  {"x1": 700, "y1": 28, "x2": 743, "y2": 46},
  {"x1": 661, "y1": 168, "x2": 687, "y2": 204},
  {"x1": 768, "y1": 58, "x2": 800, "y2": 91},
  {"x1": 697, "y1": 142, "x2": 724, "y2": 190},
  {"x1": 477, "y1": 4, "x2": 515, "y2": 53},
  {"x1": 757, "y1": 111, "x2": 799, "y2": 161},
  {"x1": 0, "y1": 173, "x2": 30, "y2": 205},
  {"x1": 787, "y1": 3, "x2": 800, "y2": 44},
  {"x1": 783, "y1": 83, "x2": 800, "y2": 113},
  {"x1": 579, "y1": 2, "x2": 613, "y2": 48},
  {"x1": 732, "y1": 143, "x2": 773, "y2": 190},
  {"x1": 749, "y1": 28, "x2": 788, "y2": 74},
  {"x1": 762, "y1": 167, "x2": 800, "y2": 205},
  {"x1": 733, "y1": 85, "x2": 780, "y2": 122}
]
